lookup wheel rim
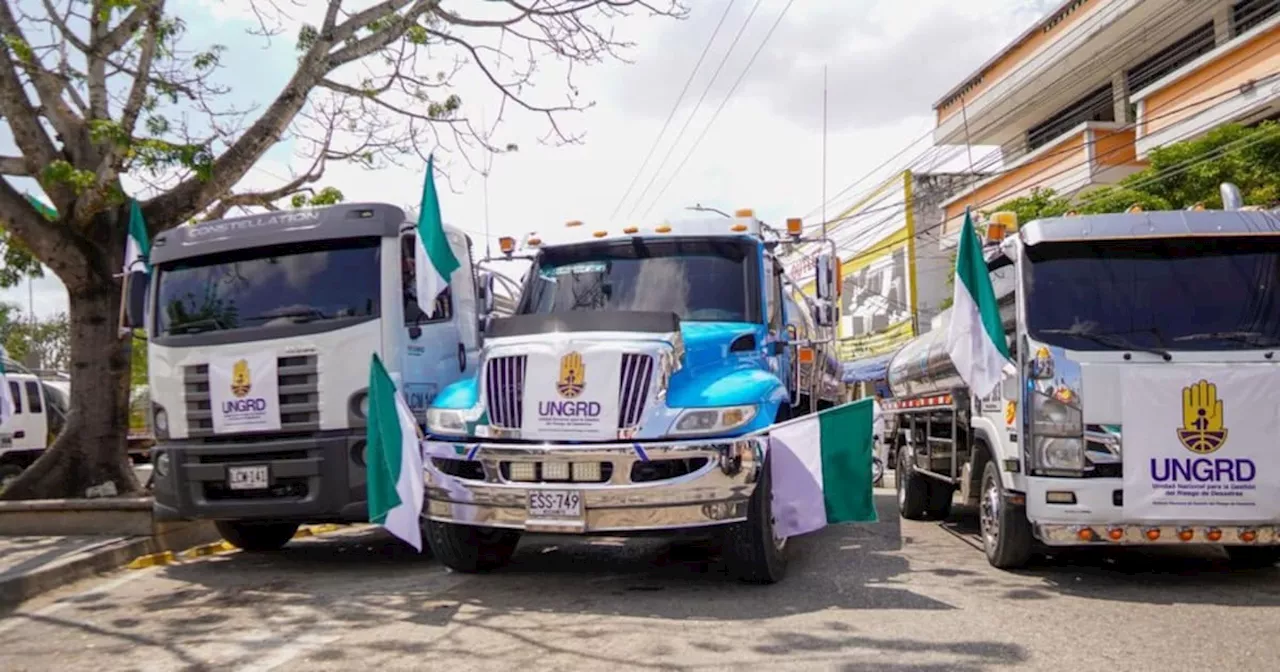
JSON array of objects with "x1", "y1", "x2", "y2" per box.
[
  {"x1": 895, "y1": 454, "x2": 907, "y2": 508},
  {"x1": 980, "y1": 472, "x2": 1001, "y2": 553},
  {"x1": 872, "y1": 459, "x2": 884, "y2": 485}
]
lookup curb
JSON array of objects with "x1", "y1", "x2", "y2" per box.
[{"x1": 125, "y1": 523, "x2": 350, "y2": 569}]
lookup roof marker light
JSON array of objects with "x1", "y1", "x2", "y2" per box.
[
  {"x1": 623, "y1": 226, "x2": 639, "y2": 234},
  {"x1": 566, "y1": 220, "x2": 583, "y2": 227},
  {"x1": 734, "y1": 208, "x2": 754, "y2": 218},
  {"x1": 498, "y1": 237, "x2": 516, "y2": 256},
  {"x1": 655, "y1": 225, "x2": 672, "y2": 233},
  {"x1": 786, "y1": 217, "x2": 803, "y2": 236},
  {"x1": 730, "y1": 223, "x2": 748, "y2": 232},
  {"x1": 592, "y1": 230, "x2": 608, "y2": 238}
]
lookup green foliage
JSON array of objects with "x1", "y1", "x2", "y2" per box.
[
  {"x1": 131, "y1": 334, "x2": 148, "y2": 387},
  {"x1": 0, "y1": 228, "x2": 44, "y2": 288},
  {"x1": 290, "y1": 186, "x2": 345, "y2": 208},
  {"x1": 3, "y1": 312, "x2": 70, "y2": 371},
  {"x1": 41, "y1": 160, "x2": 97, "y2": 193},
  {"x1": 981, "y1": 187, "x2": 1071, "y2": 224}
]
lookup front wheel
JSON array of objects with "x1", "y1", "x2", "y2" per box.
[
  {"x1": 1225, "y1": 546, "x2": 1280, "y2": 569},
  {"x1": 423, "y1": 519, "x2": 521, "y2": 573},
  {"x1": 723, "y1": 453, "x2": 788, "y2": 584},
  {"x1": 215, "y1": 521, "x2": 299, "y2": 552},
  {"x1": 978, "y1": 460, "x2": 1033, "y2": 569},
  {"x1": 896, "y1": 449, "x2": 930, "y2": 520}
]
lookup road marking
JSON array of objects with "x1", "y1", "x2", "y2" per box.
[{"x1": 0, "y1": 568, "x2": 152, "y2": 636}]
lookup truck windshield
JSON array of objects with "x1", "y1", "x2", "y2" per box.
[
  {"x1": 155, "y1": 237, "x2": 381, "y2": 336},
  {"x1": 1025, "y1": 237, "x2": 1280, "y2": 351},
  {"x1": 521, "y1": 238, "x2": 759, "y2": 322}
]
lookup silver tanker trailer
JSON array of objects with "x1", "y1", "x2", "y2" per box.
[{"x1": 879, "y1": 195, "x2": 1280, "y2": 570}]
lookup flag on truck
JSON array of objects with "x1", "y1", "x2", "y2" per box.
[
  {"x1": 770, "y1": 399, "x2": 878, "y2": 537},
  {"x1": 0, "y1": 347, "x2": 13, "y2": 428},
  {"x1": 946, "y1": 208, "x2": 1014, "y2": 398},
  {"x1": 413, "y1": 154, "x2": 460, "y2": 310},
  {"x1": 365, "y1": 353, "x2": 425, "y2": 551},
  {"x1": 123, "y1": 199, "x2": 150, "y2": 274}
]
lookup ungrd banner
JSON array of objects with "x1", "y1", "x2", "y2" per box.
[
  {"x1": 208, "y1": 352, "x2": 282, "y2": 434},
  {"x1": 522, "y1": 349, "x2": 622, "y2": 441},
  {"x1": 1121, "y1": 366, "x2": 1280, "y2": 521}
]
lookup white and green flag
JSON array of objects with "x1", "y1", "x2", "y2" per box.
[
  {"x1": 770, "y1": 399, "x2": 879, "y2": 537},
  {"x1": 366, "y1": 354, "x2": 425, "y2": 551},
  {"x1": 0, "y1": 347, "x2": 13, "y2": 428},
  {"x1": 946, "y1": 209, "x2": 1014, "y2": 398},
  {"x1": 414, "y1": 155, "x2": 460, "y2": 310},
  {"x1": 123, "y1": 199, "x2": 150, "y2": 274}
]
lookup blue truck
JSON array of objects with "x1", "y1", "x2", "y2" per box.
[{"x1": 422, "y1": 211, "x2": 843, "y2": 583}]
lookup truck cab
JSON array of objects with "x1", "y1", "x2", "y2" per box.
[
  {"x1": 422, "y1": 213, "x2": 841, "y2": 583},
  {"x1": 123, "y1": 203, "x2": 484, "y2": 551},
  {"x1": 885, "y1": 204, "x2": 1280, "y2": 569}
]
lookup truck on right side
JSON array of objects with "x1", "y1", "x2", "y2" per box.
[{"x1": 883, "y1": 192, "x2": 1280, "y2": 569}]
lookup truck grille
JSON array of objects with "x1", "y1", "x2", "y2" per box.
[
  {"x1": 183, "y1": 355, "x2": 319, "y2": 440},
  {"x1": 485, "y1": 355, "x2": 527, "y2": 429},
  {"x1": 483, "y1": 352, "x2": 655, "y2": 431},
  {"x1": 618, "y1": 353, "x2": 653, "y2": 428}
]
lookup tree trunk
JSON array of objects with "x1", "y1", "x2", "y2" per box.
[{"x1": 1, "y1": 280, "x2": 140, "y2": 500}]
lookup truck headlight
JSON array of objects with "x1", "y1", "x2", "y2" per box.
[
  {"x1": 1031, "y1": 391, "x2": 1081, "y2": 436},
  {"x1": 426, "y1": 408, "x2": 467, "y2": 435},
  {"x1": 671, "y1": 405, "x2": 757, "y2": 436},
  {"x1": 1034, "y1": 437, "x2": 1085, "y2": 471},
  {"x1": 1031, "y1": 391, "x2": 1084, "y2": 473},
  {"x1": 153, "y1": 406, "x2": 169, "y2": 438}
]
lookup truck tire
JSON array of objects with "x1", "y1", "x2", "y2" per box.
[
  {"x1": 1224, "y1": 546, "x2": 1280, "y2": 569},
  {"x1": 723, "y1": 452, "x2": 788, "y2": 584},
  {"x1": 424, "y1": 520, "x2": 520, "y2": 573},
  {"x1": 979, "y1": 460, "x2": 1033, "y2": 569},
  {"x1": 896, "y1": 449, "x2": 930, "y2": 520},
  {"x1": 925, "y1": 482, "x2": 954, "y2": 520},
  {"x1": 215, "y1": 521, "x2": 299, "y2": 552}
]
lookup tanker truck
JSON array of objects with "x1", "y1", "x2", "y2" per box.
[{"x1": 881, "y1": 200, "x2": 1280, "y2": 570}]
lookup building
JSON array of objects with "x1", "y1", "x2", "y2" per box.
[
  {"x1": 783, "y1": 170, "x2": 984, "y2": 394},
  {"x1": 933, "y1": 0, "x2": 1280, "y2": 241}
]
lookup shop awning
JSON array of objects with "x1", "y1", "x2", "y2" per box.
[{"x1": 841, "y1": 352, "x2": 895, "y2": 384}]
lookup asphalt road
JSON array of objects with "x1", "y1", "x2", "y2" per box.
[{"x1": 2, "y1": 489, "x2": 1279, "y2": 672}]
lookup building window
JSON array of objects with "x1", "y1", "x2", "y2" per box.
[
  {"x1": 1233, "y1": 0, "x2": 1280, "y2": 36},
  {"x1": 1026, "y1": 84, "x2": 1114, "y2": 151},
  {"x1": 1125, "y1": 22, "x2": 1215, "y2": 94}
]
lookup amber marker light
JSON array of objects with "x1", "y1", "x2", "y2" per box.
[
  {"x1": 1107, "y1": 527, "x2": 1124, "y2": 541},
  {"x1": 498, "y1": 236, "x2": 515, "y2": 255},
  {"x1": 1077, "y1": 528, "x2": 1096, "y2": 542},
  {"x1": 1145, "y1": 528, "x2": 1161, "y2": 541},
  {"x1": 1240, "y1": 529, "x2": 1258, "y2": 543},
  {"x1": 1206, "y1": 528, "x2": 1223, "y2": 542},
  {"x1": 1177, "y1": 528, "x2": 1194, "y2": 542}
]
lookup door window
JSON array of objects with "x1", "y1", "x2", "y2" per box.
[
  {"x1": 7, "y1": 381, "x2": 20, "y2": 413},
  {"x1": 24, "y1": 382, "x2": 42, "y2": 414},
  {"x1": 401, "y1": 234, "x2": 454, "y2": 325}
]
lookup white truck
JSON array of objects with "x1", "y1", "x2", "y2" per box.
[
  {"x1": 122, "y1": 203, "x2": 494, "y2": 550},
  {"x1": 883, "y1": 199, "x2": 1280, "y2": 569},
  {"x1": 0, "y1": 357, "x2": 59, "y2": 490}
]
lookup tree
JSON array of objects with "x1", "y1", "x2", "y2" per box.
[
  {"x1": 0, "y1": 0, "x2": 684, "y2": 500},
  {"x1": 3, "y1": 312, "x2": 71, "y2": 372}
]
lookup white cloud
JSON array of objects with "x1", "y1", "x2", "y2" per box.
[{"x1": 5, "y1": 0, "x2": 1046, "y2": 316}]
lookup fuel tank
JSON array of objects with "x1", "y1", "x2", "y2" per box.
[{"x1": 886, "y1": 312, "x2": 964, "y2": 399}]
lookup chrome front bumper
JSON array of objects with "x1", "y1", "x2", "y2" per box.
[{"x1": 422, "y1": 437, "x2": 766, "y2": 534}]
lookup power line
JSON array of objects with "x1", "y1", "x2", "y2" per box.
[
  {"x1": 637, "y1": 0, "x2": 798, "y2": 219},
  {"x1": 607, "y1": 0, "x2": 739, "y2": 221},
  {"x1": 623, "y1": 0, "x2": 769, "y2": 219}
]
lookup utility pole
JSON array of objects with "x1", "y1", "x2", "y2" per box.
[{"x1": 822, "y1": 64, "x2": 828, "y2": 237}]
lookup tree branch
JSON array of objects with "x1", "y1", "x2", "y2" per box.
[
  {"x1": 0, "y1": 6, "x2": 61, "y2": 185},
  {"x1": 0, "y1": 156, "x2": 33, "y2": 176}
]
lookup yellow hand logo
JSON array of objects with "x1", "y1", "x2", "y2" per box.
[
  {"x1": 1182, "y1": 379, "x2": 1223, "y2": 432},
  {"x1": 557, "y1": 352, "x2": 585, "y2": 398}
]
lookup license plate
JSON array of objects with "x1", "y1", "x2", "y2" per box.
[
  {"x1": 528, "y1": 490, "x2": 582, "y2": 518},
  {"x1": 228, "y1": 465, "x2": 270, "y2": 491}
]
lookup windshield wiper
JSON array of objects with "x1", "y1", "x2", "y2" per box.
[
  {"x1": 1173, "y1": 331, "x2": 1280, "y2": 348},
  {"x1": 1041, "y1": 328, "x2": 1172, "y2": 361},
  {"x1": 168, "y1": 317, "x2": 226, "y2": 335},
  {"x1": 244, "y1": 308, "x2": 330, "y2": 324}
]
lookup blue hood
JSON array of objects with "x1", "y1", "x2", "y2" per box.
[{"x1": 667, "y1": 321, "x2": 786, "y2": 409}]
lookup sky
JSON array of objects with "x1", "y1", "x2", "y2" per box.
[{"x1": 1, "y1": 0, "x2": 1055, "y2": 319}]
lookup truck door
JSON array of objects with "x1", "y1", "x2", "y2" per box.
[
  {"x1": 764, "y1": 257, "x2": 794, "y2": 403},
  {"x1": 4, "y1": 377, "x2": 48, "y2": 451},
  {"x1": 399, "y1": 231, "x2": 477, "y2": 420}
]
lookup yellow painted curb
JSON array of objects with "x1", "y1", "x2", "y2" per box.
[{"x1": 126, "y1": 550, "x2": 176, "y2": 570}]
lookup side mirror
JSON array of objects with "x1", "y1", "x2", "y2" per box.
[
  {"x1": 814, "y1": 253, "x2": 838, "y2": 301},
  {"x1": 478, "y1": 271, "x2": 496, "y2": 315},
  {"x1": 124, "y1": 270, "x2": 148, "y2": 330}
]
